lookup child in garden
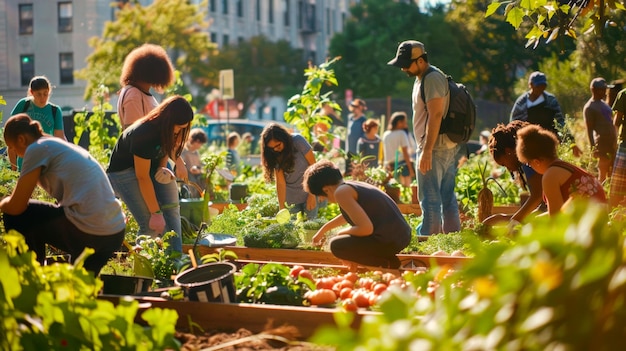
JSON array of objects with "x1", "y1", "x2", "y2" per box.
[
  {"x1": 107, "y1": 96, "x2": 193, "y2": 253},
  {"x1": 516, "y1": 124, "x2": 607, "y2": 215},
  {"x1": 357, "y1": 118, "x2": 381, "y2": 169},
  {"x1": 303, "y1": 160, "x2": 411, "y2": 271},
  {"x1": 483, "y1": 120, "x2": 544, "y2": 227},
  {"x1": 1, "y1": 114, "x2": 125, "y2": 274},
  {"x1": 7, "y1": 76, "x2": 67, "y2": 170},
  {"x1": 181, "y1": 128, "x2": 208, "y2": 198},
  {"x1": 260, "y1": 123, "x2": 321, "y2": 219}
]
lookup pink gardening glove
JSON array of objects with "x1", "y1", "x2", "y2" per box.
[{"x1": 149, "y1": 212, "x2": 166, "y2": 233}]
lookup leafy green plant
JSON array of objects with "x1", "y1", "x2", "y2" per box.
[
  {"x1": 243, "y1": 222, "x2": 301, "y2": 249},
  {"x1": 73, "y1": 84, "x2": 120, "y2": 166},
  {"x1": 235, "y1": 263, "x2": 313, "y2": 305},
  {"x1": 199, "y1": 248, "x2": 238, "y2": 264},
  {"x1": 0, "y1": 231, "x2": 179, "y2": 350},
  {"x1": 312, "y1": 201, "x2": 626, "y2": 350},
  {"x1": 284, "y1": 57, "x2": 342, "y2": 143},
  {"x1": 133, "y1": 232, "x2": 183, "y2": 286}
]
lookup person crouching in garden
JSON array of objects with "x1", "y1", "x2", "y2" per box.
[
  {"x1": 0, "y1": 114, "x2": 126, "y2": 275},
  {"x1": 516, "y1": 124, "x2": 607, "y2": 216},
  {"x1": 303, "y1": 160, "x2": 411, "y2": 271},
  {"x1": 107, "y1": 95, "x2": 193, "y2": 253}
]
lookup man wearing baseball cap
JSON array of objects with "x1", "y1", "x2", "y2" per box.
[
  {"x1": 388, "y1": 40, "x2": 461, "y2": 236},
  {"x1": 583, "y1": 77, "x2": 617, "y2": 182}
]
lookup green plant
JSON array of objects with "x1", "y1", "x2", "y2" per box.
[
  {"x1": 73, "y1": 84, "x2": 120, "y2": 166},
  {"x1": 133, "y1": 233, "x2": 183, "y2": 286},
  {"x1": 235, "y1": 263, "x2": 313, "y2": 305},
  {"x1": 243, "y1": 222, "x2": 301, "y2": 249},
  {"x1": 284, "y1": 57, "x2": 342, "y2": 143},
  {"x1": 199, "y1": 248, "x2": 238, "y2": 264},
  {"x1": 0, "y1": 231, "x2": 179, "y2": 350},
  {"x1": 312, "y1": 201, "x2": 626, "y2": 350}
]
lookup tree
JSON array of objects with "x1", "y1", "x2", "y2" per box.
[
  {"x1": 75, "y1": 0, "x2": 215, "y2": 101},
  {"x1": 200, "y1": 36, "x2": 305, "y2": 118},
  {"x1": 485, "y1": 0, "x2": 626, "y2": 49},
  {"x1": 328, "y1": 0, "x2": 465, "y2": 99}
]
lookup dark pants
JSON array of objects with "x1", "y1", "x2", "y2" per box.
[
  {"x1": 2, "y1": 200, "x2": 125, "y2": 275},
  {"x1": 329, "y1": 235, "x2": 402, "y2": 269}
]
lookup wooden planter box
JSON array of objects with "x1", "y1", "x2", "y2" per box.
[
  {"x1": 183, "y1": 245, "x2": 470, "y2": 270},
  {"x1": 100, "y1": 296, "x2": 374, "y2": 340}
]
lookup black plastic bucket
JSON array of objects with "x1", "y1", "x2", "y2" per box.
[
  {"x1": 229, "y1": 183, "x2": 248, "y2": 202},
  {"x1": 174, "y1": 262, "x2": 237, "y2": 303},
  {"x1": 100, "y1": 275, "x2": 154, "y2": 295}
]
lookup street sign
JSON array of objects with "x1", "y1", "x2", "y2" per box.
[{"x1": 219, "y1": 69, "x2": 234, "y2": 99}]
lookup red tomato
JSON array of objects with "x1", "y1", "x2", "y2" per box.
[
  {"x1": 290, "y1": 265, "x2": 304, "y2": 278},
  {"x1": 358, "y1": 278, "x2": 375, "y2": 291},
  {"x1": 332, "y1": 282, "x2": 343, "y2": 296},
  {"x1": 373, "y1": 283, "x2": 387, "y2": 295},
  {"x1": 306, "y1": 289, "x2": 337, "y2": 305},
  {"x1": 339, "y1": 279, "x2": 354, "y2": 290},
  {"x1": 368, "y1": 292, "x2": 380, "y2": 306},
  {"x1": 341, "y1": 298, "x2": 358, "y2": 312},
  {"x1": 316, "y1": 277, "x2": 334, "y2": 290},
  {"x1": 299, "y1": 269, "x2": 313, "y2": 281},
  {"x1": 352, "y1": 291, "x2": 370, "y2": 308},
  {"x1": 382, "y1": 272, "x2": 397, "y2": 284},
  {"x1": 340, "y1": 287, "x2": 353, "y2": 300},
  {"x1": 344, "y1": 272, "x2": 359, "y2": 283}
]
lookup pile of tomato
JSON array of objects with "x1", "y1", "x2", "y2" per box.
[{"x1": 289, "y1": 265, "x2": 411, "y2": 311}]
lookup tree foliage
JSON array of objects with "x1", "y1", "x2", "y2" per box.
[
  {"x1": 485, "y1": 0, "x2": 626, "y2": 49},
  {"x1": 75, "y1": 0, "x2": 215, "y2": 100}
]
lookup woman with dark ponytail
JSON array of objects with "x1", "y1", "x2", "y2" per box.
[
  {"x1": 0, "y1": 114, "x2": 125, "y2": 274},
  {"x1": 483, "y1": 120, "x2": 544, "y2": 227}
]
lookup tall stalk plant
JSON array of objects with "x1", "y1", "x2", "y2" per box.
[{"x1": 283, "y1": 57, "x2": 342, "y2": 143}]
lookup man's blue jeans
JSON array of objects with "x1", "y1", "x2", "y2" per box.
[
  {"x1": 416, "y1": 145, "x2": 461, "y2": 236},
  {"x1": 108, "y1": 168, "x2": 183, "y2": 252}
]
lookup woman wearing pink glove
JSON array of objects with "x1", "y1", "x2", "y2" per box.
[{"x1": 107, "y1": 95, "x2": 193, "y2": 252}]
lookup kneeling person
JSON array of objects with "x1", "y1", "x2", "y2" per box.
[
  {"x1": 1, "y1": 114, "x2": 126, "y2": 275},
  {"x1": 303, "y1": 160, "x2": 411, "y2": 270}
]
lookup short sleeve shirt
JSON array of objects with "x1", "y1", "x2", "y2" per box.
[
  {"x1": 283, "y1": 134, "x2": 313, "y2": 205},
  {"x1": 107, "y1": 121, "x2": 163, "y2": 173},
  {"x1": 10, "y1": 98, "x2": 63, "y2": 135},
  {"x1": 411, "y1": 66, "x2": 452, "y2": 149},
  {"x1": 21, "y1": 138, "x2": 126, "y2": 235}
]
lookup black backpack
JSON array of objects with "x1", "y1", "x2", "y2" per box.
[
  {"x1": 420, "y1": 67, "x2": 476, "y2": 143},
  {"x1": 22, "y1": 100, "x2": 61, "y2": 122}
]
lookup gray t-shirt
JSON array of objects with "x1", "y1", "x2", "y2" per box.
[
  {"x1": 283, "y1": 134, "x2": 312, "y2": 205},
  {"x1": 21, "y1": 137, "x2": 126, "y2": 235}
]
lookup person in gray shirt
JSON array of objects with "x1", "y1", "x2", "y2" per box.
[{"x1": 1, "y1": 114, "x2": 126, "y2": 275}]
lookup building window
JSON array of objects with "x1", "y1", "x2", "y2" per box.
[
  {"x1": 283, "y1": 0, "x2": 290, "y2": 26},
  {"x1": 236, "y1": 0, "x2": 243, "y2": 17},
  {"x1": 326, "y1": 7, "x2": 331, "y2": 34},
  {"x1": 58, "y1": 2, "x2": 73, "y2": 32},
  {"x1": 19, "y1": 4, "x2": 33, "y2": 34},
  {"x1": 269, "y1": 0, "x2": 274, "y2": 24},
  {"x1": 223, "y1": 34, "x2": 229, "y2": 47},
  {"x1": 256, "y1": 0, "x2": 261, "y2": 21},
  {"x1": 59, "y1": 53, "x2": 74, "y2": 85},
  {"x1": 222, "y1": 0, "x2": 228, "y2": 14},
  {"x1": 20, "y1": 55, "x2": 34, "y2": 86},
  {"x1": 209, "y1": 0, "x2": 216, "y2": 12},
  {"x1": 210, "y1": 32, "x2": 217, "y2": 43}
]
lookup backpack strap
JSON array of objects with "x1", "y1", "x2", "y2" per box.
[
  {"x1": 22, "y1": 100, "x2": 60, "y2": 121},
  {"x1": 419, "y1": 66, "x2": 437, "y2": 142}
]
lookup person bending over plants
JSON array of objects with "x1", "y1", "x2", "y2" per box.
[
  {"x1": 260, "y1": 123, "x2": 321, "y2": 219},
  {"x1": 107, "y1": 95, "x2": 192, "y2": 253},
  {"x1": 516, "y1": 124, "x2": 607, "y2": 216},
  {"x1": 0, "y1": 114, "x2": 126, "y2": 274},
  {"x1": 303, "y1": 160, "x2": 411, "y2": 271},
  {"x1": 483, "y1": 120, "x2": 544, "y2": 228}
]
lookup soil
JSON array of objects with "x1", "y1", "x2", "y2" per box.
[{"x1": 175, "y1": 325, "x2": 334, "y2": 351}]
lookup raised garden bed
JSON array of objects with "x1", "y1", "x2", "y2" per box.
[
  {"x1": 184, "y1": 245, "x2": 471, "y2": 270},
  {"x1": 99, "y1": 296, "x2": 374, "y2": 340}
]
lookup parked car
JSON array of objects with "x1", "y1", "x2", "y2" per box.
[{"x1": 199, "y1": 119, "x2": 291, "y2": 166}]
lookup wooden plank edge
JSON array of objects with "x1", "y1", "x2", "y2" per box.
[{"x1": 99, "y1": 296, "x2": 371, "y2": 340}]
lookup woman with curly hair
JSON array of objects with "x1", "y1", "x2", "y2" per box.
[
  {"x1": 260, "y1": 123, "x2": 320, "y2": 219},
  {"x1": 118, "y1": 44, "x2": 175, "y2": 130},
  {"x1": 107, "y1": 96, "x2": 193, "y2": 253},
  {"x1": 483, "y1": 120, "x2": 544, "y2": 227},
  {"x1": 516, "y1": 124, "x2": 606, "y2": 216}
]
